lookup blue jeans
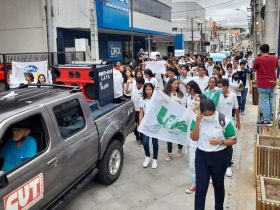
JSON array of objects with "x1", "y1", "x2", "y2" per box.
[
  {"x1": 237, "y1": 96, "x2": 242, "y2": 111},
  {"x1": 258, "y1": 88, "x2": 274, "y2": 122},
  {"x1": 142, "y1": 134, "x2": 158, "y2": 159},
  {"x1": 195, "y1": 148, "x2": 228, "y2": 210},
  {"x1": 240, "y1": 88, "x2": 248, "y2": 112}
]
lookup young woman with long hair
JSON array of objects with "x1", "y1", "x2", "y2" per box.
[
  {"x1": 139, "y1": 83, "x2": 159, "y2": 169},
  {"x1": 163, "y1": 78, "x2": 185, "y2": 161}
]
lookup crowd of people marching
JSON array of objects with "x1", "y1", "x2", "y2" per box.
[{"x1": 112, "y1": 44, "x2": 278, "y2": 210}]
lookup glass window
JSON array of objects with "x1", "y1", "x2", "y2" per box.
[
  {"x1": 54, "y1": 99, "x2": 85, "y2": 139},
  {"x1": 133, "y1": 0, "x2": 171, "y2": 21},
  {"x1": 0, "y1": 114, "x2": 48, "y2": 173}
]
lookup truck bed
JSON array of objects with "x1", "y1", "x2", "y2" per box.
[{"x1": 89, "y1": 98, "x2": 130, "y2": 120}]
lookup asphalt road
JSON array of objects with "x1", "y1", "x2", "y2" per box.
[{"x1": 63, "y1": 97, "x2": 258, "y2": 210}]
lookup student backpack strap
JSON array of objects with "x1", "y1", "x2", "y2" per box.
[{"x1": 218, "y1": 112, "x2": 226, "y2": 128}]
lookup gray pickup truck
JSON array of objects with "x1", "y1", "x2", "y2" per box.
[{"x1": 0, "y1": 87, "x2": 135, "y2": 210}]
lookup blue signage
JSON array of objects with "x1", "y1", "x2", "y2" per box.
[
  {"x1": 97, "y1": 0, "x2": 129, "y2": 30},
  {"x1": 108, "y1": 41, "x2": 123, "y2": 61}
]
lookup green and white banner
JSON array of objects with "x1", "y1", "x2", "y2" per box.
[{"x1": 138, "y1": 91, "x2": 192, "y2": 146}]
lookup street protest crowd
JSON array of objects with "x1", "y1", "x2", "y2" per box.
[
  {"x1": 112, "y1": 44, "x2": 279, "y2": 210},
  {"x1": 4, "y1": 44, "x2": 277, "y2": 210}
]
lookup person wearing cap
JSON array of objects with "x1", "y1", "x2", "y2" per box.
[{"x1": 0, "y1": 120, "x2": 37, "y2": 172}]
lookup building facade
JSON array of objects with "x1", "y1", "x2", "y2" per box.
[
  {"x1": 0, "y1": 0, "x2": 173, "y2": 63},
  {"x1": 171, "y1": 1, "x2": 206, "y2": 53}
]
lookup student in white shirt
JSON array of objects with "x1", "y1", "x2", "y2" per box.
[
  {"x1": 190, "y1": 99, "x2": 237, "y2": 210},
  {"x1": 229, "y1": 72, "x2": 243, "y2": 109},
  {"x1": 124, "y1": 68, "x2": 135, "y2": 98},
  {"x1": 232, "y1": 60, "x2": 240, "y2": 73},
  {"x1": 193, "y1": 65, "x2": 209, "y2": 93},
  {"x1": 217, "y1": 79, "x2": 241, "y2": 177},
  {"x1": 139, "y1": 83, "x2": 159, "y2": 169},
  {"x1": 205, "y1": 58, "x2": 215, "y2": 77},
  {"x1": 223, "y1": 63, "x2": 233, "y2": 80},
  {"x1": 163, "y1": 78, "x2": 185, "y2": 161},
  {"x1": 144, "y1": 69, "x2": 158, "y2": 88},
  {"x1": 179, "y1": 65, "x2": 193, "y2": 94},
  {"x1": 113, "y1": 69, "x2": 124, "y2": 99},
  {"x1": 185, "y1": 94, "x2": 207, "y2": 194},
  {"x1": 164, "y1": 66, "x2": 179, "y2": 85},
  {"x1": 131, "y1": 77, "x2": 145, "y2": 146}
]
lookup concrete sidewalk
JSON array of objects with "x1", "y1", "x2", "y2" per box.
[{"x1": 64, "y1": 98, "x2": 257, "y2": 210}]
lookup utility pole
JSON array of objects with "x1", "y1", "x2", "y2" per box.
[
  {"x1": 264, "y1": 0, "x2": 278, "y2": 54},
  {"x1": 200, "y1": 23, "x2": 203, "y2": 52},
  {"x1": 191, "y1": 18, "x2": 194, "y2": 53},
  {"x1": 90, "y1": 0, "x2": 100, "y2": 61},
  {"x1": 130, "y1": 0, "x2": 134, "y2": 64}
]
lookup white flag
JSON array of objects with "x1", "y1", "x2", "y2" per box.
[
  {"x1": 11, "y1": 61, "x2": 49, "y2": 88},
  {"x1": 138, "y1": 91, "x2": 192, "y2": 146}
]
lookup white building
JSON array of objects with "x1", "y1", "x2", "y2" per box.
[
  {"x1": 171, "y1": 1, "x2": 205, "y2": 53},
  {"x1": 0, "y1": 0, "x2": 173, "y2": 63}
]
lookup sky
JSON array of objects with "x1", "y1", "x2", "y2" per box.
[{"x1": 187, "y1": 0, "x2": 251, "y2": 28}]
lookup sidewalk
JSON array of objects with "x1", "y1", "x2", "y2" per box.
[{"x1": 64, "y1": 97, "x2": 258, "y2": 210}]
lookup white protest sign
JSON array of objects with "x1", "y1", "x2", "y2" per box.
[
  {"x1": 138, "y1": 91, "x2": 191, "y2": 146},
  {"x1": 10, "y1": 61, "x2": 49, "y2": 88},
  {"x1": 144, "y1": 61, "x2": 166, "y2": 74},
  {"x1": 175, "y1": 49, "x2": 185, "y2": 57}
]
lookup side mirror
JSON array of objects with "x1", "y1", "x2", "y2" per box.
[{"x1": 0, "y1": 171, "x2": 8, "y2": 189}]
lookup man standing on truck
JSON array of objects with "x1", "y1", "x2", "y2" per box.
[
  {"x1": 0, "y1": 120, "x2": 37, "y2": 172},
  {"x1": 131, "y1": 77, "x2": 145, "y2": 146}
]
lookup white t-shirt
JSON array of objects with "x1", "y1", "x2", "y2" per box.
[
  {"x1": 145, "y1": 77, "x2": 158, "y2": 88},
  {"x1": 229, "y1": 79, "x2": 243, "y2": 97},
  {"x1": 194, "y1": 76, "x2": 209, "y2": 93},
  {"x1": 131, "y1": 85, "x2": 143, "y2": 111},
  {"x1": 139, "y1": 97, "x2": 152, "y2": 114},
  {"x1": 205, "y1": 63, "x2": 214, "y2": 77},
  {"x1": 124, "y1": 79, "x2": 135, "y2": 97},
  {"x1": 216, "y1": 91, "x2": 239, "y2": 122},
  {"x1": 190, "y1": 112, "x2": 236, "y2": 152},
  {"x1": 113, "y1": 69, "x2": 124, "y2": 99}
]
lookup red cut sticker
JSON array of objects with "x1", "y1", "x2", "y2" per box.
[{"x1": 3, "y1": 173, "x2": 44, "y2": 210}]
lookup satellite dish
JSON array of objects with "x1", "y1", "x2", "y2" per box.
[{"x1": 260, "y1": 5, "x2": 265, "y2": 20}]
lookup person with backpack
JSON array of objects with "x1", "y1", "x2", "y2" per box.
[
  {"x1": 190, "y1": 99, "x2": 237, "y2": 210},
  {"x1": 217, "y1": 79, "x2": 240, "y2": 177}
]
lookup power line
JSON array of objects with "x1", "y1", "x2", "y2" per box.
[{"x1": 171, "y1": 0, "x2": 238, "y2": 14}]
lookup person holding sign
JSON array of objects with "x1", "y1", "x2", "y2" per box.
[
  {"x1": 190, "y1": 99, "x2": 237, "y2": 210},
  {"x1": 139, "y1": 83, "x2": 159, "y2": 169},
  {"x1": 163, "y1": 78, "x2": 185, "y2": 161}
]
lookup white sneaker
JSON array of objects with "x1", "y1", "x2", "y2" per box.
[
  {"x1": 152, "y1": 159, "x2": 158, "y2": 169},
  {"x1": 143, "y1": 157, "x2": 150, "y2": 168},
  {"x1": 226, "y1": 167, "x2": 233, "y2": 177}
]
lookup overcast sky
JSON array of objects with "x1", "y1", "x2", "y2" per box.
[{"x1": 188, "y1": 0, "x2": 251, "y2": 28}]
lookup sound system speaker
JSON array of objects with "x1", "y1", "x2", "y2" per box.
[
  {"x1": 55, "y1": 65, "x2": 95, "y2": 100},
  {"x1": 55, "y1": 64, "x2": 114, "y2": 105}
]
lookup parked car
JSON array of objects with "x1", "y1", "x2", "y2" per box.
[{"x1": 0, "y1": 86, "x2": 135, "y2": 209}]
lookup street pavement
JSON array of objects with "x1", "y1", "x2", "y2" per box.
[{"x1": 64, "y1": 97, "x2": 258, "y2": 210}]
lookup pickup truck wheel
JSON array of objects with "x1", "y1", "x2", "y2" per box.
[{"x1": 96, "y1": 140, "x2": 123, "y2": 185}]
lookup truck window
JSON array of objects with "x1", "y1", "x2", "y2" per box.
[
  {"x1": 0, "y1": 114, "x2": 48, "y2": 173},
  {"x1": 53, "y1": 99, "x2": 85, "y2": 139}
]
